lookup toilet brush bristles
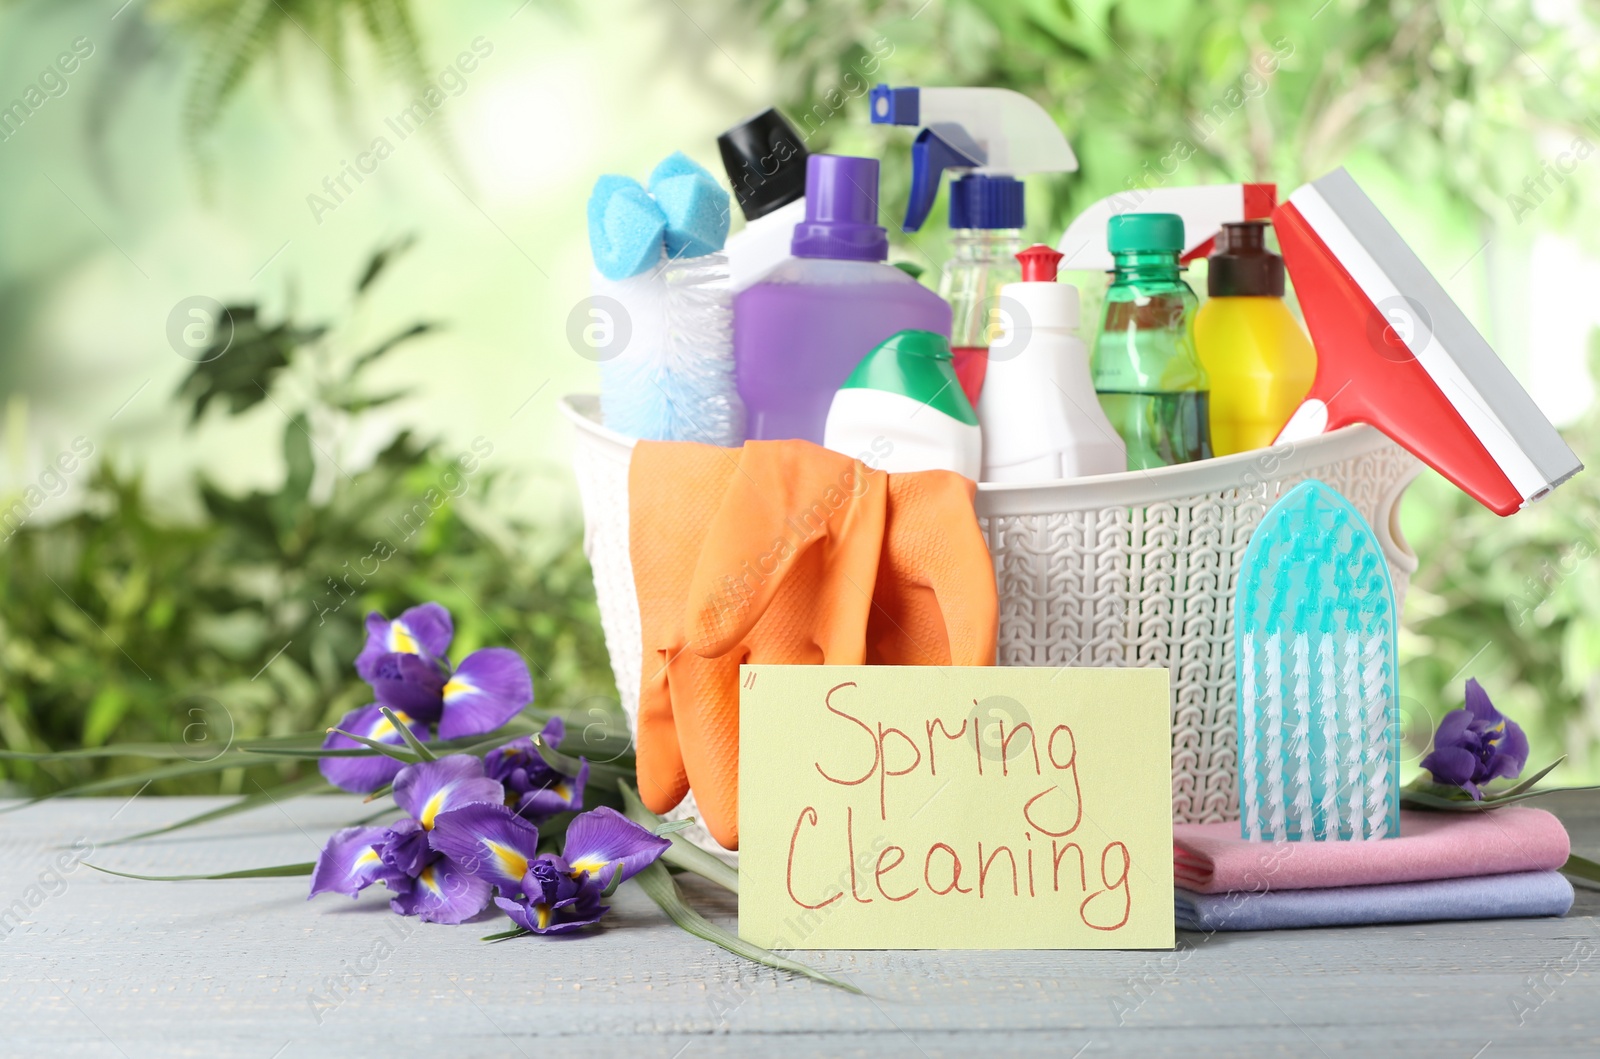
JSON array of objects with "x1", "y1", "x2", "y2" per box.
[{"x1": 596, "y1": 251, "x2": 744, "y2": 446}]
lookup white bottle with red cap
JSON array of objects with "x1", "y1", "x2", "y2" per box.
[{"x1": 978, "y1": 245, "x2": 1126, "y2": 482}]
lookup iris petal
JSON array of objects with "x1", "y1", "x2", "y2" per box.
[
  {"x1": 392, "y1": 755, "x2": 505, "y2": 830},
  {"x1": 561, "y1": 806, "x2": 669, "y2": 885},
  {"x1": 388, "y1": 854, "x2": 493, "y2": 924},
  {"x1": 310, "y1": 826, "x2": 401, "y2": 898},
  {"x1": 1421, "y1": 745, "x2": 1479, "y2": 790},
  {"x1": 430, "y1": 803, "x2": 542, "y2": 896},
  {"x1": 367, "y1": 652, "x2": 447, "y2": 723},
  {"x1": 1463, "y1": 677, "x2": 1498, "y2": 724},
  {"x1": 436, "y1": 648, "x2": 534, "y2": 740},
  {"x1": 318, "y1": 704, "x2": 431, "y2": 794}
]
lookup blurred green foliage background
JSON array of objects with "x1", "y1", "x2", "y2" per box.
[{"x1": 1, "y1": 0, "x2": 1597, "y2": 794}]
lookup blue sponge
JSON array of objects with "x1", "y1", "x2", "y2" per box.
[
  {"x1": 648, "y1": 152, "x2": 731, "y2": 259},
  {"x1": 587, "y1": 175, "x2": 667, "y2": 280}
]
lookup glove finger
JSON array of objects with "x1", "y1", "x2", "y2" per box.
[
  {"x1": 871, "y1": 470, "x2": 998, "y2": 666},
  {"x1": 633, "y1": 649, "x2": 689, "y2": 814}
]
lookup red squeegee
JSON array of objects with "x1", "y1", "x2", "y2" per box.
[{"x1": 1273, "y1": 168, "x2": 1582, "y2": 516}]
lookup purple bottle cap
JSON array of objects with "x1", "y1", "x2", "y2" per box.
[{"x1": 790, "y1": 154, "x2": 889, "y2": 262}]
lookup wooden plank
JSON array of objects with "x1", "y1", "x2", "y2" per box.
[{"x1": 0, "y1": 792, "x2": 1596, "y2": 1056}]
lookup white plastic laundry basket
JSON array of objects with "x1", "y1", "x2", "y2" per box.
[{"x1": 561, "y1": 394, "x2": 1420, "y2": 846}]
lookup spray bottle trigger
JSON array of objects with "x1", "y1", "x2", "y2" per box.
[{"x1": 904, "y1": 127, "x2": 983, "y2": 233}]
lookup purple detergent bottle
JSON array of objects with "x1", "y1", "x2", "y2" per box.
[{"x1": 733, "y1": 154, "x2": 952, "y2": 443}]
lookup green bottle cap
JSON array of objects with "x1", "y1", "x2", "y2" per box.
[
  {"x1": 1107, "y1": 212, "x2": 1185, "y2": 253},
  {"x1": 839, "y1": 329, "x2": 978, "y2": 426}
]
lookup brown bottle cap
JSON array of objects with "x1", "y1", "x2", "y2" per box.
[{"x1": 1207, "y1": 220, "x2": 1284, "y2": 297}]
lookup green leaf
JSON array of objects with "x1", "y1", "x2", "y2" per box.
[
  {"x1": 328, "y1": 727, "x2": 417, "y2": 763},
  {"x1": 480, "y1": 926, "x2": 531, "y2": 943},
  {"x1": 619, "y1": 781, "x2": 738, "y2": 894},
  {"x1": 0, "y1": 753, "x2": 260, "y2": 813},
  {"x1": 355, "y1": 235, "x2": 417, "y2": 294},
  {"x1": 632, "y1": 861, "x2": 857, "y2": 993},
  {"x1": 653, "y1": 818, "x2": 696, "y2": 837},
  {"x1": 350, "y1": 322, "x2": 436, "y2": 371},
  {"x1": 85, "y1": 861, "x2": 315, "y2": 882},
  {"x1": 105, "y1": 773, "x2": 333, "y2": 845},
  {"x1": 379, "y1": 707, "x2": 435, "y2": 761},
  {"x1": 1490, "y1": 757, "x2": 1566, "y2": 799},
  {"x1": 1401, "y1": 781, "x2": 1600, "y2": 811},
  {"x1": 281, "y1": 412, "x2": 315, "y2": 507},
  {"x1": 1561, "y1": 853, "x2": 1600, "y2": 889},
  {"x1": 533, "y1": 737, "x2": 633, "y2": 787}
]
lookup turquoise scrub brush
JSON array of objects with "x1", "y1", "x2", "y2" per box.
[
  {"x1": 586, "y1": 153, "x2": 744, "y2": 445},
  {"x1": 1235, "y1": 479, "x2": 1400, "y2": 841}
]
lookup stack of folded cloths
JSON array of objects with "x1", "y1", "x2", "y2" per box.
[{"x1": 1174, "y1": 807, "x2": 1574, "y2": 931}]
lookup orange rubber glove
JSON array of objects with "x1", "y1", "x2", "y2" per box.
[
  {"x1": 630, "y1": 440, "x2": 997, "y2": 850},
  {"x1": 868, "y1": 471, "x2": 998, "y2": 667}
]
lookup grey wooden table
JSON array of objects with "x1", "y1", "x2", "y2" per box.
[{"x1": 3, "y1": 791, "x2": 1598, "y2": 1058}]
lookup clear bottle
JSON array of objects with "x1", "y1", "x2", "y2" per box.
[
  {"x1": 1091, "y1": 213, "x2": 1212, "y2": 469},
  {"x1": 940, "y1": 178, "x2": 1023, "y2": 407}
]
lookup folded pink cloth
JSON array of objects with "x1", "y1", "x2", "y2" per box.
[{"x1": 1174, "y1": 807, "x2": 1570, "y2": 894}]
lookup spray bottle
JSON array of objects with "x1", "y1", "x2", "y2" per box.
[{"x1": 870, "y1": 85, "x2": 1078, "y2": 407}]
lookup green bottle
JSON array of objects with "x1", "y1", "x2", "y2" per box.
[{"x1": 1091, "y1": 213, "x2": 1213, "y2": 469}]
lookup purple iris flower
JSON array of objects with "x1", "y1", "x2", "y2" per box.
[
  {"x1": 309, "y1": 755, "x2": 506, "y2": 923},
  {"x1": 356, "y1": 602, "x2": 453, "y2": 680},
  {"x1": 493, "y1": 854, "x2": 609, "y2": 935},
  {"x1": 483, "y1": 718, "x2": 590, "y2": 823},
  {"x1": 320, "y1": 602, "x2": 535, "y2": 793},
  {"x1": 1421, "y1": 678, "x2": 1530, "y2": 800},
  {"x1": 431, "y1": 803, "x2": 668, "y2": 935}
]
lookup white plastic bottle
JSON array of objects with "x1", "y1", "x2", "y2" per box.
[
  {"x1": 978, "y1": 245, "x2": 1125, "y2": 482},
  {"x1": 823, "y1": 329, "x2": 982, "y2": 479},
  {"x1": 718, "y1": 108, "x2": 809, "y2": 292}
]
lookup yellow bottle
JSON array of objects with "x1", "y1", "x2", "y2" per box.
[{"x1": 1194, "y1": 221, "x2": 1316, "y2": 456}]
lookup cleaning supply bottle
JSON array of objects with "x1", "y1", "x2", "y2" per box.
[
  {"x1": 943, "y1": 199, "x2": 1020, "y2": 408},
  {"x1": 1194, "y1": 221, "x2": 1315, "y2": 455},
  {"x1": 717, "y1": 108, "x2": 809, "y2": 292},
  {"x1": 870, "y1": 85, "x2": 1078, "y2": 408},
  {"x1": 733, "y1": 154, "x2": 951, "y2": 444},
  {"x1": 823, "y1": 329, "x2": 981, "y2": 478},
  {"x1": 978, "y1": 245, "x2": 1125, "y2": 482},
  {"x1": 1091, "y1": 213, "x2": 1212, "y2": 469}
]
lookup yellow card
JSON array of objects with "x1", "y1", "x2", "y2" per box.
[{"x1": 738, "y1": 665, "x2": 1174, "y2": 950}]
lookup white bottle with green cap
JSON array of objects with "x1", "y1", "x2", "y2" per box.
[{"x1": 822, "y1": 329, "x2": 982, "y2": 479}]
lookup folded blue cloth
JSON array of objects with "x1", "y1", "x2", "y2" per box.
[{"x1": 1177, "y1": 870, "x2": 1574, "y2": 931}]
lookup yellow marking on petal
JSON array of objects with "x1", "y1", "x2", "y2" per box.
[
  {"x1": 484, "y1": 840, "x2": 529, "y2": 882},
  {"x1": 569, "y1": 855, "x2": 609, "y2": 876},
  {"x1": 367, "y1": 710, "x2": 412, "y2": 741},
  {"x1": 388, "y1": 623, "x2": 420, "y2": 654},
  {"x1": 442, "y1": 678, "x2": 476, "y2": 703},
  {"x1": 535, "y1": 904, "x2": 551, "y2": 930},
  {"x1": 354, "y1": 849, "x2": 381, "y2": 868},
  {"x1": 420, "y1": 786, "x2": 452, "y2": 830}
]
